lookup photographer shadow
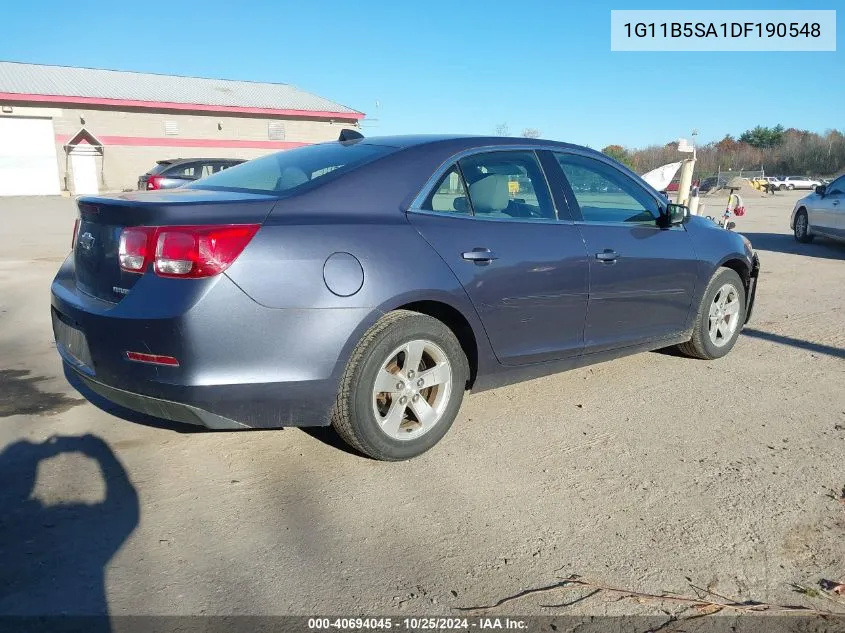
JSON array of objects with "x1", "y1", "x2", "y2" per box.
[{"x1": 0, "y1": 434, "x2": 139, "y2": 627}]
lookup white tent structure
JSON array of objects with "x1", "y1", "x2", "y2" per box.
[{"x1": 640, "y1": 161, "x2": 683, "y2": 191}]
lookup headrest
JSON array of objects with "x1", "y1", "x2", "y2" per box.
[{"x1": 469, "y1": 174, "x2": 509, "y2": 213}]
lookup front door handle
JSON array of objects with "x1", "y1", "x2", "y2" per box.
[
  {"x1": 462, "y1": 247, "x2": 498, "y2": 264},
  {"x1": 595, "y1": 249, "x2": 619, "y2": 262}
]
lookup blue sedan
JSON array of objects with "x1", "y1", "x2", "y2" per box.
[{"x1": 51, "y1": 132, "x2": 759, "y2": 460}]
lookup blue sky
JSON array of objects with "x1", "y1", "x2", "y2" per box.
[{"x1": 1, "y1": 0, "x2": 841, "y2": 149}]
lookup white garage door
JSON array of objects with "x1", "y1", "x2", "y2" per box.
[{"x1": 0, "y1": 117, "x2": 61, "y2": 196}]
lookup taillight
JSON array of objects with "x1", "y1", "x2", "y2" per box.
[
  {"x1": 146, "y1": 175, "x2": 162, "y2": 190},
  {"x1": 119, "y1": 227, "x2": 153, "y2": 272},
  {"x1": 118, "y1": 224, "x2": 259, "y2": 278},
  {"x1": 71, "y1": 218, "x2": 81, "y2": 250}
]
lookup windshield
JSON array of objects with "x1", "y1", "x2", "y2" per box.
[{"x1": 186, "y1": 142, "x2": 394, "y2": 194}]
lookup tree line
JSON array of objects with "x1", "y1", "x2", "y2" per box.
[{"x1": 602, "y1": 126, "x2": 845, "y2": 178}]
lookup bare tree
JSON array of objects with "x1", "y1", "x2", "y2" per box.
[
  {"x1": 494, "y1": 123, "x2": 510, "y2": 137},
  {"x1": 521, "y1": 128, "x2": 541, "y2": 139},
  {"x1": 620, "y1": 127, "x2": 845, "y2": 177}
]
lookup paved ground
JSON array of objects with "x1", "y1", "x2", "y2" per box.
[{"x1": 0, "y1": 192, "x2": 843, "y2": 619}]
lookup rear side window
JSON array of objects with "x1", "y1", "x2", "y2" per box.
[
  {"x1": 188, "y1": 143, "x2": 394, "y2": 194},
  {"x1": 167, "y1": 163, "x2": 200, "y2": 179},
  {"x1": 422, "y1": 166, "x2": 471, "y2": 214},
  {"x1": 458, "y1": 151, "x2": 556, "y2": 221}
]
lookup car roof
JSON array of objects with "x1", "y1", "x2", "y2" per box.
[
  {"x1": 355, "y1": 134, "x2": 597, "y2": 154},
  {"x1": 157, "y1": 158, "x2": 245, "y2": 165}
]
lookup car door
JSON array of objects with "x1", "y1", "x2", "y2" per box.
[
  {"x1": 546, "y1": 151, "x2": 699, "y2": 354},
  {"x1": 816, "y1": 176, "x2": 845, "y2": 237},
  {"x1": 407, "y1": 149, "x2": 589, "y2": 366}
]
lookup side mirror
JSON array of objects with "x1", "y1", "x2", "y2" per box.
[
  {"x1": 815, "y1": 185, "x2": 826, "y2": 196},
  {"x1": 727, "y1": 221, "x2": 736, "y2": 230},
  {"x1": 659, "y1": 203, "x2": 687, "y2": 228}
]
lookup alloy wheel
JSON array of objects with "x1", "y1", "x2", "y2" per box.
[
  {"x1": 795, "y1": 213, "x2": 808, "y2": 239},
  {"x1": 371, "y1": 339, "x2": 453, "y2": 441},
  {"x1": 708, "y1": 284, "x2": 741, "y2": 347}
]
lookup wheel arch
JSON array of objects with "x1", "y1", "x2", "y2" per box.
[
  {"x1": 718, "y1": 256, "x2": 751, "y2": 287},
  {"x1": 791, "y1": 205, "x2": 807, "y2": 230},
  {"x1": 331, "y1": 291, "x2": 491, "y2": 391},
  {"x1": 394, "y1": 299, "x2": 479, "y2": 388}
]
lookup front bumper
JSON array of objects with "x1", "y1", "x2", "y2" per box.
[
  {"x1": 744, "y1": 252, "x2": 760, "y2": 324},
  {"x1": 51, "y1": 256, "x2": 374, "y2": 429}
]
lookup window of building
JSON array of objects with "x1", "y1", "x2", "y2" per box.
[{"x1": 268, "y1": 121, "x2": 286, "y2": 141}]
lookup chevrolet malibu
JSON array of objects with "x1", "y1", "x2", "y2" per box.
[{"x1": 51, "y1": 133, "x2": 760, "y2": 461}]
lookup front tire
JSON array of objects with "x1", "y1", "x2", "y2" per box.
[
  {"x1": 787, "y1": 184, "x2": 795, "y2": 190},
  {"x1": 332, "y1": 310, "x2": 468, "y2": 461},
  {"x1": 779, "y1": 184, "x2": 787, "y2": 191},
  {"x1": 794, "y1": 209, "x2": 814, "y2": 243},
  {"x1": 677, "y1": 268, "x2": 746, "y2": 360}
]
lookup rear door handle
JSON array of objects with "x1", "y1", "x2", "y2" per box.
[
  {"x1": 595, "y1": 249, "x2": 619, "y2": 262},
  {"x1": 461, "y1": 247, "x2": 498, "y2": 264}
]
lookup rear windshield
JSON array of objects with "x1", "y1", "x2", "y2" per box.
[
  {"x1": 148, "y1": 162, "x2": 173, "y2": 176},
  {"x1": 187, "y1": 142, "x2": 394, "y2": 194}
]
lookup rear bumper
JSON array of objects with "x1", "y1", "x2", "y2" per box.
[
  {"x1": 51, "y1": 256, "x2": 375, "y2": 429},
  {"x1": 66, "y1": 364, "x2": 248, "y2": 429}
]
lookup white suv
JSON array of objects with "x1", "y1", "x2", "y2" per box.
[{"x1": 779, "y1": 176, "x2": 821, "y2": 191}]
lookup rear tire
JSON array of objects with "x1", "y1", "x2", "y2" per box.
[
  {"x1": 787, "y1": 184, "x2": 795, "y2": 190},
  {"x1": 794, "y1": 209, "x2": 814, "y2": 243},
  {"x1": 677, "y1": 268, "x2": 746, "y2": 360},
  {"x1": 332, "y1": 310, "x2": 468, "y2": 461}
]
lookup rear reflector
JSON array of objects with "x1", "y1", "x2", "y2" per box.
[
  {"x1": 118, "y1": 224, "x2": 259, "y2": 278},
  {"x1": 125, "y1": 351, "x2": 180, "y2": 367}
]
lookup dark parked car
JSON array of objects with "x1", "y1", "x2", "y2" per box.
[
  {"x1": 698, "y1": 177, "x2": 718, "y2": 193},
  {"x1": 53, "y1": 133, "x2": 760, "y2": 461},
  {"x1": 137, "y1": 158, "x2": 245, "y2": 190}
]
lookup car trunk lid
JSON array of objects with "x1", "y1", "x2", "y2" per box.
[{"x1": 73, "y1": 189, "x2": 278, "y2": 303}]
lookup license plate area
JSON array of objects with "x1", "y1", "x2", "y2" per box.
[{"x1": 52, "y1": 309, "x2": 94, "y2": 374}]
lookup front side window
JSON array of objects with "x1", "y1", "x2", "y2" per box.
[
  {"x1": 457, "y1": 151, "x2": 555, "y2": 221},
  {"x1": 555, "y1": 153, "x2": 659, "y2": 224},
  {"x1": 421, "y1": 165, "x2": 471, "y2": 214},
  {"x1": 827, "y1": 176, "x2": 845, "y2": 195},
  {"x1": 188, "y1": 142, "x2": 394, "y2": 194}
]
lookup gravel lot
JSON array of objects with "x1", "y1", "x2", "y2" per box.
[{"x1": 0, "y1": 192, "x2": 843, "y2": 620}]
